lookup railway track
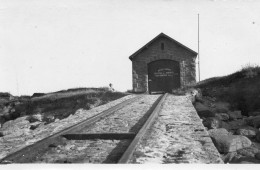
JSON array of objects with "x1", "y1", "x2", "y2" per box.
[{"x1": 0, "y1": 93, "x2": 167, "y2": 164}]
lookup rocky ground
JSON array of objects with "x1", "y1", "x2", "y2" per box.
[
  {"x1": 193, "y1": 89, "x2": 260, "y2": 163},
  {"x1": 0, "y1": 93, "x2": 134, "y2": 160}
]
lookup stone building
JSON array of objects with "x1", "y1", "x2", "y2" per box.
[{"x1": 129, "y1": 33, "x2": 197, "y2": 94}]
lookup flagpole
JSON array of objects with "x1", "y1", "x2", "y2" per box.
[{"x1": 198, "y1": 13, "x2": 200, "y2": 82}]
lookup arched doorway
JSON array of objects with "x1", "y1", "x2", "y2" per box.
[{"x1": 148, "y1": 59, "x2": 180, "y2": 93}]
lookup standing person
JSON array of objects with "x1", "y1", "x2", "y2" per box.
[{"x1": 109, "y1": 83, "x2": 114, "y2": 91}]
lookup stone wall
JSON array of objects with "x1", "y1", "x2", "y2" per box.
[{"x1": 131, "y1": 36, "x2": 197, "y2": 93}]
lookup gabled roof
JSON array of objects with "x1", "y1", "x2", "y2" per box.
[{"x1": 129, "y1": 32, "x2": 197, "y2": 60}]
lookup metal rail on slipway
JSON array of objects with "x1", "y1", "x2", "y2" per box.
[
  {"x1": 0, "y1": 93, "x2": 168, "y2": 164},
  {"x1": 118, "y1": 93, "x2": 167, "y2": 163},
  {"x1": 0, "y1": 95, "x2": 143, "y2": 163}
]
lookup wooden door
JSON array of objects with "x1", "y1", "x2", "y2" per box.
[{"x1": 148, "y1": 59, "x2": 180, "y2": 93}]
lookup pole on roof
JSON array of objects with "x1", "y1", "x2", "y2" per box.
[{"x1": 198, "y1": 13, "x2": 200, "y2": 82}]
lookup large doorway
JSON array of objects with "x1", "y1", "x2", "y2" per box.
[{"x1": 148, "y1": 59, "x2": 180, "y2": 93}]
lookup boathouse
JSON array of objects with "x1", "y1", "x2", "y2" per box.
[{"x1": 129, "y1": 33, "x2": 197, "y2": 94}]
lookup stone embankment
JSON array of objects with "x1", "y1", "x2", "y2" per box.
[
  {"x1": 130, "y1": 94, "x2": 223, "y2": 163},
  {"x1": 193, "y1": 90, "x2": 260, "y2": 163}
]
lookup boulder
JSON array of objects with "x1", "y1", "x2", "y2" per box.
[
  {"x1": 2, "y1": 113, "x2": 11, "y2": 121},
  {"x1": 27, "y1": 114, "x2": 43, "y2": 123},
  {"x1": 203, "y1": 117, "x2": 222, "y2": 129},
  {"x1": 194, "y1": 102, "x2": 215, "y2": 118},
  {"x1": 194, "y1": 89, "x2": 203, "y2": 102},
  {"x1": 211, "y1": 135, "x2": 252, "y2": 153},
  {"x1": 237, "y1": 147, "x2": 259, "y2": 157},
  {"x1": 221, "y1": 152, "x2": 237, "y2": 163},
  {"x1": 228, "y1": 110, "x2": 243, "y2": 120},
  {"x1": 43, "y1": 115, "x2": 55, "y2": 124},
  {"x1": 29, "y1": 121, "x2": 43, "y2": 130},
  {"x1": 220, "y1": 121, "x2": 231, "y2": 131},
  {"x1": 230, "y1": 156, "x2": 260, "y2": 164},
  {"x1": 236, "y1": 126, "x2": 258, "y2": 138},
  {"x1": 12, "y1": 116, "x2": 30, "y2": 127},
  {"x1": 9, "y1": 110, "x2": 20, "y2": 120},
  {"x1": 1, "y1": 116, "x2": 30, "y2": 136},
  {"x1": 245, "y1": 116, "x2": 260, "y2": 128},
  {"x1": 187, "y1": 88, "x2": 202, "y2": 103},
  {"x1": 215, "y1": 113, "x2": 229, "y2": 121},
  {"x1": 213, "y1": 102, "x2": 230, "y2": 113},
  {"x1": 248, "y1": 111, "x2": 260, "y2": 117},
  {"x1": 226, "y1": 119, "x2": 246, "y2": 130},
  {"x1": 0, "y1": 116, "x2": 5, "y2": 127},
  {"x1": 2, "y1": 119, "x2": 14, "y2": 129},
  {"x1": 255, "y1": 152, "x2": 260, "y2": 160},
  {"x1": 208, "y1": 128, "x2": 229, "y2": 137},
  {"x1": 256, "y1": 132, "x2": 260, "y2": 142}
]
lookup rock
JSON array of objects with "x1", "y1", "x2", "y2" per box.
[
  {"x1": 203, "y1": 117, "x2": 222, "y2": 129},
  {"x1": 0, "y1": 116, "x2": 5, "y2": 127},
  {"x1": 13, "y1": 116, "x2": 30, "y2": 127},
  {"x1": 211, "y1": 135, "x2": 252, "y2": 153},
  {"x1": 226, "y1": 119, "x2": 246, "y2": 130},
  {"x1": 172, "y1": 89, "x2": 186, "y2": 96},
  {"x1": 245, "y1": 116, "x2": 260, "y2": 125},
  {"x1": 33, "y1": 114, "x2": 43, "y2": 121},
  {"x1": 208, "y1": 128, "x2": 229, "y2": 137},
  {"x1": 194, "y1": 102, "x2": 215, "y2": 118},
  {"x1": 236, "y1": 126, "x2": 258, "y2": 138},
  {"x1": 48, "y1": 143, "x2": 57, "y2": 148},
  {"x1": 188, "y1": 91, "x2": 196, "y2": 104},
  {"x1": 194, "y1": 89, "x2": 203, "y2": 102},
  {"x1": 255, "y1": 152, "x2": 260, "y2": 160},
  {"x1": 9, "y1": 110, "x2": 20, "y2": 120},
  {"x1": 43, "y1": 115, "x2": 55, "y2": 124},
  {"x1": 237, "y1": 147, "x2": 259, "y2": 157},
  {"x1": 213, "y1": 102, "x2": 230, "y2": 113},
  {"x1": 3, "y1": 113, "x2": 11, "y2": 121},
  {"x1": 256, "y1": 132, "x2": 260, "y2": 142},
  {"x1": 228, "y1": 110, "x2": 243, "y2": 120},
  {"x1": 2, "y1": 120, "x2": 14, "y2": 129},
  {"x1": 215, "y1": 113, "x2": 229, "y2": 121},
  {"x1": 1, "y1": 116, "x2": 30, "y2": 136},
  {"x1": 245, "y1": 116, "x2": 260, "y2": 128},
  {"x1": 27, "y1": 114, "x2": 43, "y2": 123},
  {"x1": 231, "y1": 156, "x2": 260, "y2": 164},
  {"x1": 248, "y1": 111, "x2": 260, "y2": 117},
  {"x1": 1, "y1": 106, "x2": 10, "y2": 115},
  {"x1": 29, "y1": 121, "x2": 42, "y2": 130},
  {"x1": 220, "y1": 121, "x2": 231, "y2": 131},
  {"x1": 221, "y1": 152, "x2": 237, "y2": 163}
]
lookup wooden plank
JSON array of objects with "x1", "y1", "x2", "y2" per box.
[
  {"x1": 0, "y1": 95, "x2": 143, "y2": 164},
  {"x1": 62, "y1": 133, "x2": 136, "y2": 140},
  {"x1": 118, "y1": 93, "x2": 168, "y2": 163}
]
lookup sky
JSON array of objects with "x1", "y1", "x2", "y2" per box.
[{"x1": 0, "y1": 0, "x2": 260, "y2": 96}]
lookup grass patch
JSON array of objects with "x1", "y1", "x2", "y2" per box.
[
  {"x1": 2, "y1": 88, "x2": 128, "y2": 124},
  {"x1": 195, "y1": 64, "x2": 260, "y2": 115}
]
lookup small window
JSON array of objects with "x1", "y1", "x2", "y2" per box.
[{"x1": 161, "y1": 43, "x2": 164, "y2": 50}]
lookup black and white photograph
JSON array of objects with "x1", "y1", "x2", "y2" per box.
[{"x1": 0, "y1": 0, "x2": 260, "y2": 168}]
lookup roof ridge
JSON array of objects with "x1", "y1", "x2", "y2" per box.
[{"x1": 129, "y1": 32, "x2": 197, "y2": 60}]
